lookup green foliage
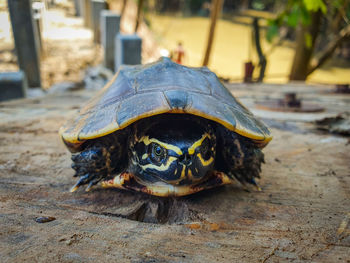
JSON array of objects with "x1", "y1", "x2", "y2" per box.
[
  {"x1": 300, "y1": 6, "x2": 311, "y2": 26},
  {"x1": 266, "y1": 20, "x2": 279, "y2": 42},
  {"x1": 286, "y1": 3, "x2": 301, "y2": 27},
  {"x1": 303, "y1": 0, "x2": 327, "y2": 14},
  {"x1": 333, "y1": 0, "x2": 344, "y2": 9},
  {"x1": 252, "y1": 1, "x2": 265, "y2": 11},
  {"x1": 266, "y1": 0, "x2": 328, "y2": 42}
]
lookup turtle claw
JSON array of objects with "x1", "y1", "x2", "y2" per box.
[
  {"x1": 85, "y1": 181, "x2": 94, "y2": 192},
  {"x1": 70, "y1": 173, "x2": 103, "y2": 192},
  {"x1": 70, "y1": 183, "x2": 80, "y2": 193},
  {"x1": 252, "y1": 182, "x2": 262, "y2": 191},
  {"x1": 85, "y1": 178, "x2": 100, "y2": 192},
  {"x1": 70, "y1": 173, "x2": 91, "y2": 192},
  {"x1": 250, "y1": 177, "x2": 262, "y2": 191},
  {"x1": 228, "y1": 172, "x2": 262, "y2": 191}
]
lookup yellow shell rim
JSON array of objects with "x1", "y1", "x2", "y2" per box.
[{"x1": 60, "y1": 109, "x2": 272, "y2": 147}]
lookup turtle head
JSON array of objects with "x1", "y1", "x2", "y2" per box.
[{"x1": 129, "y1": 116, "x2": 216, "y2": 186}]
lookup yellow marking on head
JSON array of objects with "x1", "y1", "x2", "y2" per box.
[
  {"x1": 139, "y1": 136, "x2": 183, "y2": 155},
  {"x1": 197, "y1": 153, "x2": 214, "y2": 167},
  {"x1": 180, "y1": 165, "x2": 186, "y2": 180},
  {"x1": 140, "y1": 156, "x2": 177, "y2": 171},
  {"x1": 142, "y1": 153, "x2": 148, "y2": 160},
  {"x1": 188, "y1": 133, "x2": 210, "y2": 155}
]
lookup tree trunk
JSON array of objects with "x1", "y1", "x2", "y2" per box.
[
  {"x1": 252, "y1": 18, "x2": 267, "y2": 82},
  {"x1": 289, "y1": 10, "x2": 322, "y2": 81},
  {"x1": 308, "y1": 25, "x2": 350, "y2": 75},
  {"x1": 202, "y1": 0, "x2": 223, "y2": 66},
  {"x1": 134, "y1": 0, "x2": 144, "y2": 33},
  {"x1": 331, "y1": 0, "x2": 349, "y2": 33}
]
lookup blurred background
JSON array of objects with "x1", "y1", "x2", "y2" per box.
[
  {"x1": 142, "y1": 0, "x2": 350, "y2": 83},
  {"x1": 0, "y1": 0, "x2": 349, "y2": 93}
]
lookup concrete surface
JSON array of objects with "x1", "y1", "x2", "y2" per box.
[{"x1": 0, "y1": 83, "x2": 349, "y2": 262}]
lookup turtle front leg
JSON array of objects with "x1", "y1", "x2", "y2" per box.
[
  {"x1": 70, "y1": 133, "x2": 127, "y2": 192},
  {"x1": 216, "y1": 125, "x2": 265, "y2": 190},
  {"x1": 71, "y1": 145, "x2": 112, "y2": 192}
]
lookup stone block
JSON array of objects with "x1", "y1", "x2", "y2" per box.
[
  {"x1": 91, "y1": 0, "x2": 107, "y2": 43},
  {"x1": 101, "y1": 10, "x2": 120, "y2": 71},
  {"x1": 7, "y1": 0, "x2": 41, "y2": 88},
  {"x1": 81, "y1": 0, "x2": 92, "y2": 28},
  {"x1": 115, "y1": 34, "x2": 142, "y2": 71},
  {"x1": 0, "y1": 71, "x2": 27, "y2": 102},
  {"x1": 73, "y1": 0, "x2": 81, "y2": 16}
]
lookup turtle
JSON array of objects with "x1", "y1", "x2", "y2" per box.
[{"x1": 60, "y1": 57, "x2": 272, "y2": 197}]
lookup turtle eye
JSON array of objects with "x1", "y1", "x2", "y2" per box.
[
  {"x1": 200, "y1": 138, "x2": 211, "y2": 160},
  {"x1": 150, "y1": 143, "x2": 167, "y2": 163}
]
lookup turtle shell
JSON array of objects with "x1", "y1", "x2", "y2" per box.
[{"x1": 60, "y1": 57, "x2": 271, "y2": 151}]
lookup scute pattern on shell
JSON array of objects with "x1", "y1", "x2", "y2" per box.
[{"x1": 60, "y1": 57, "x2": 271, "y2": 149}]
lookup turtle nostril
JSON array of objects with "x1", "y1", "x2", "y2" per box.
[{"x1": 179, "y1": 153, "x2": 192, "y2": 166}]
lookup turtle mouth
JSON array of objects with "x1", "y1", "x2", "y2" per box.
[
  {"x1": 139, "y1": 164, "x2": 209, "y2": 186},
  {"x1": 101, "y1": 171, "x2": 233, "y2": 197}
]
